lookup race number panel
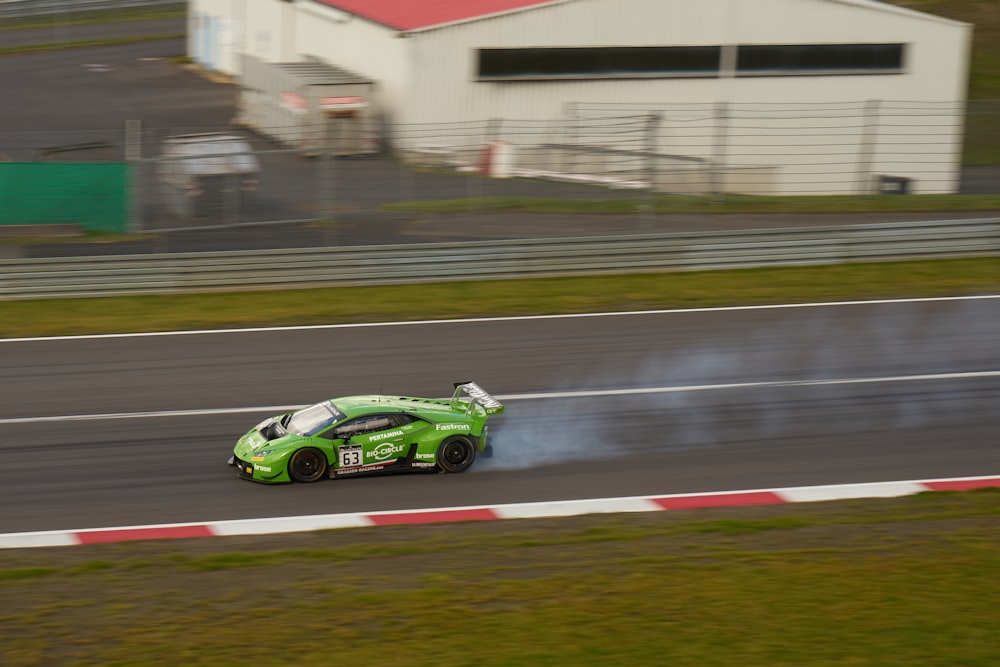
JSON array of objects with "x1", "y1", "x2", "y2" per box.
[{"x1": 338, "y1": 444, "x2": 363, "y2": 468}]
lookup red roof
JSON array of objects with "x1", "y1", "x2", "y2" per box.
[{"x1": 315, "y1": 0, "x2": 560, "y2": 31}]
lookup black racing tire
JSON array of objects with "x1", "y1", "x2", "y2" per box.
[
  {"x1": 436, "y1": 436, "x2": 477, "y2": 473},
  {"x1": 288, "y1": 447, "x2": 328, "y2": 483}
]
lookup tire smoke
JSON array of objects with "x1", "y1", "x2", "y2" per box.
[{"x1": 480, "y1": 299, "x2": 999, "y2": 471}]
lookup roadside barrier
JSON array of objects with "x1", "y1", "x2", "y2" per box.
[{"x1": 1, "y1": 218, "x2": 997, "y2": 300}]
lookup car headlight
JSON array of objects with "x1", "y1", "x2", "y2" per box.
[{"x1": 250, "y1": 450, "x2": 272, "y2": 461}]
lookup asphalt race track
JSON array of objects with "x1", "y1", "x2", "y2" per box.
[{"x1": 2, "y1": 296, "x2": 998, "y2": 534}]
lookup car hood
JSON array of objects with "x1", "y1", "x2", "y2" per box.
[{"x1": 235, "y1": 428, "x2": 305, "y2": 459}]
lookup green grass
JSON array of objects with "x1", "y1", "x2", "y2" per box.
[
  {"x1": 886, "y1": 1, "x2": 1000, "y2": 164},
  {"x1": 0, "y1": 4, "x2": 186, "y2": 32},
  {"x1": 0, "y1": 231, "x2": 149, "y2": 246},
  {"x1": 0, "y1": 33, "x2": 185, "y2": 58},
  {"x1": 1, "y1": 491, "x2": 998, "y2": 666},
  {"x1": 0, "y1": 567, "x2": 57, "y2": 581},
  {"x1": 2, "y1": 257, "x2": 997, "y2": 338},
  {"x1": 887, "y1": 0, "x2": 1000, "y2": 99},
  {"x1": 385, "y1": 193, "x2": 1000, "y2": 214},
  {"x1": 964, "y1": 101, "x2": 1000, "y2": 165}
]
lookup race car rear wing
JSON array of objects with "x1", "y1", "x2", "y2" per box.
[{"x1": 451, "y1": 381, "x2": 504, "y2": 416}]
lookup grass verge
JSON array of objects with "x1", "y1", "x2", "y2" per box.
[
  {"x1": 888, "y1": 0, "x2": 1000, "y2": 100},
  {"x1": 2, "y1": 257, "x2": 998, "y2": 338},
  {"x1": 1, "y1": 490, "x2": 998, "y2": 666},
  {"x1": 383, "y1": 194, "x2": 1000, "y2": 214},
  {"x1": 0, "y1": 4, "x2": 185, "y2": 32},
  {"x1": 0, "y1": 231, "x2": 148, "y2": 246},
  {"x1": 0, "y1": 33, "x2": 185, "y2": 57}
]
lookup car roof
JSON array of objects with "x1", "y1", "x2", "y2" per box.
[{"x1": 331, "y1": 395, "x2": 464, "y2": 420}]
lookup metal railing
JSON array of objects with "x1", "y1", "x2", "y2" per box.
[
  {"x1": 1, "y1": 218, "x2": 997, "y2": 300},
  {"x1": 0, "y1": 0, "x2": 182, "y2": 19}
]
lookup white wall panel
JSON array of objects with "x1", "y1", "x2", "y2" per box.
[
  {"x1": 294, "y1": 4, "x2": 409, "y2": 120},
  {"x1": 189, "y1": 0, "x2": 295, "y2": 75},
  {"x1": 190, "y1": 0, "x2": 970, "y2": 193},
  {"x1": 402, "y1": 0, "x2": 968, "y2": 123}
]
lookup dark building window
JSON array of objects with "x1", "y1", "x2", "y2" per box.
[
  {"x1": 736, "y1": 43, "x2": 905, "y2": 75},
  {"x1": 478, "y1": 46, "x2": 722, "y2": 80},
  {"x1": 477, "y1": 44, "x2": 906, "y2": 81}
]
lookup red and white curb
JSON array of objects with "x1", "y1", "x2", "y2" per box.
[{"x1": 2, "y1": 475, "x2": 998, "y2": 550}]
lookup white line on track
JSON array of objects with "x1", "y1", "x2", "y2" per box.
[
  {"x1": 500, "y1": 370, "x2": 1000, "y2": 401},
  {"x1": 3, "y1": 370, "x2": 996, "y2": 425},
  {"x1": 2, "y1": 294, "x2": 997, "y2": 343},
  {"x1": 0, "y1": 406, "x2": 304, "y2": 425}
]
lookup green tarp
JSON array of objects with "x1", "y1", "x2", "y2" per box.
[{"x1": 0, "y1": 162, "x2": 130, "y2": 233}]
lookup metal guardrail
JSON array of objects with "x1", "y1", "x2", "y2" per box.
[
  {"x1": 1, "y1": 219, "x2": 998, "y2": 300},
  {"x1": 0, "y1": 0, "x2": 182, "y2": 19}
]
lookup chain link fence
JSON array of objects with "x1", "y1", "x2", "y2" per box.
[{"x1": 1, "y1": 100, "x2": 997, "y2": 237}]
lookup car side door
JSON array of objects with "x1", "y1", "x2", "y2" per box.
[
  {"x1": 353, "y1": 414, "x2": 424, "y2": 466},
  {"x1": 324, "y1": 414, "x2": 430, "y2": 469},
  {"x1": 323, "y1": 415, "x2": 387, "y2": 470}
]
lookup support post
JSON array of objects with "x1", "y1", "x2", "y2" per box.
[
  {"x1": 322, "y1": 116, "x2": 336, "y2": 226},
  {"x1": 642, "y1": 112, "x2": 662, "y2": 228},
  {"x1": 856, "y1": 100, "x2": 881, "y2": 195},
  {"x1": 124, "y1": 119, "x2": 142, "y2": 234},
  {"x1": 710, "y1": 101, "x2": 730, "y2": 200}
]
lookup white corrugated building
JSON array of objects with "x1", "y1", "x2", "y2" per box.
[{"x1": 188, "y1": 0, "x2": 971, "y2": 195}]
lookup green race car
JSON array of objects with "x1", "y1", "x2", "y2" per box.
[{"x1": 229, "y1": 382, "x2": 504, "y2": 483}]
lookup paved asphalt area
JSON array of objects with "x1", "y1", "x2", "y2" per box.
[{"x1": 1, "y1": 18, "x2": 998, "y2": 258}]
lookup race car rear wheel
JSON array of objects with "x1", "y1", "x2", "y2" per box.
[
  {"x1": 288, "y1": 447, "x2": 328, "y2": 483},
  {"x1": 436, "y1": 436, "x2": 476, "y2": 473}
]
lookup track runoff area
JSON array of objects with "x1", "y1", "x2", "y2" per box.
[{"x1": 2, "y1": 295, "x2": 998, "y2": 550}]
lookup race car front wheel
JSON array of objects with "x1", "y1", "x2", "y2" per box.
[
  {"x1": 436, "y1": 436, "x2": 476, "y2": 473},
  {"x1": 288, "y1": 447, "x2": 328, "y2": 483}
]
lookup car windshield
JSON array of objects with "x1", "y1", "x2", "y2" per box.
[{"x1": 286, "y1": 401, "x2": 344, "y2": 437}]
